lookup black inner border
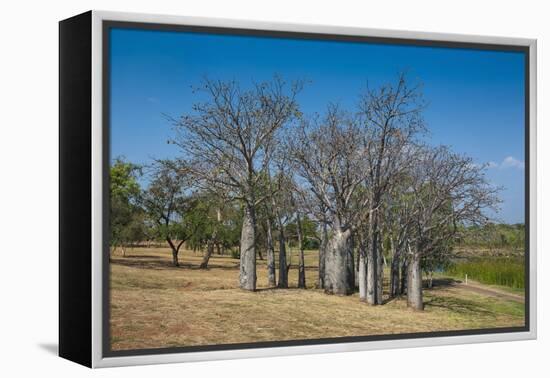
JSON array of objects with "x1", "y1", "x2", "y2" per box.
[{"x1": 102, "y1": 20, "x2": 531, "y2": 358}]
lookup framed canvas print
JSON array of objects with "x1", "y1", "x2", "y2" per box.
[{"x1": 59, "y1": 10, "x2": 537, "y2": 368}]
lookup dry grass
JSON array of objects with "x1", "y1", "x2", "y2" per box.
[{"x1": 110, "y1": 247, "x2": 525, "y2": 351}]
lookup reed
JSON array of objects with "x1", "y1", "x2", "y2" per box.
[{"x1": 445, "y1": 257, "x2": 525, "y2": 289}]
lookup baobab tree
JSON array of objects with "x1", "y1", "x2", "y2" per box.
[
  {"x1": 172, "y1": 77, "x2": 302, "y2": 290},
  {"x1": 265, "y1": 159, "x2": 295, "y2": 289},
  {"x1": 386, "y1": 191, "x2": 415, "y2": 298},
  {"x1": 405, "y1": 146, "x2": 499, "y2": 310},
  {"x1": 356, "y1": 73, "x2": 426, "y2": 305},
  {"x1": 289, "y1": 107, "x2": 371, "y2": 295}
]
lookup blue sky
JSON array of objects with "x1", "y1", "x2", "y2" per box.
[{"x1": 109, "y1": 28, "x2": 526, "y2": 224}]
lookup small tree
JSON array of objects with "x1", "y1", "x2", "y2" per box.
[
  {"x1": 405, "y1": 146, "x2": 499, "y2": 310},
  {"x1": 140, "y1": 160, "x2": 191, "y2": 267}
]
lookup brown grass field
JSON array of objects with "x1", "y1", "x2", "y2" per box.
[{"x1": 110, "y1": 246, "x2": 525, "y2": 351}]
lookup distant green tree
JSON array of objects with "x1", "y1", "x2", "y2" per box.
[
  {"x1": 457, "y1": 223, "x2": 525, "y2": 251},
  {"x1": 110, "y1": 158, "x2": 143, "y2": 256},
  {"x1": 140, "y1": 160, "x2": 191, "y2": 267}
]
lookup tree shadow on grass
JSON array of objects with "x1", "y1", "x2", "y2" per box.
[
  {"x1": 111, "y1": 257, "x2": 240, "y2": 271},
  {"x1": 121, "y1": 254, "x2": 163, "y2": 259},
  {"x1": 111, "y1": 258, "x2": 192, "y2": 270},
  {"x1": 424, "y1": 296, "x2": 495, "y2": 316},
  {"x1": 428, "y1": 278, "x2": 463, "y2": 289},
  {"x1": 254, "y1": 286, "x2": 313, "y2": 293}
]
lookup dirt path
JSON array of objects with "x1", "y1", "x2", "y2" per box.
[{"x1": 454, "y1": 281, "x2": 525, "y2": 303}]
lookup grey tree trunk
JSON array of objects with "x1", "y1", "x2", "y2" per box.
[
  {"x1": 358, "y1": 241, "x2": 367, "y2": 301},
  {"x1": 239, "y1": 203, "x2": 257, "y2": 291},
  {"x1": 355, "y1": 240, "x2": 360, "y2": 289},
  {"x1": 390, "y1": 237, "x2": 400, "y2": 297},
  {"x1": 407, "y1": 252, "x2": 423, "y2": 310},
  {"x1": 400, "y1": 258, "x2": 408, "y2": 295},
  {"x1": 318, "y1": 222, "x2": 328, "y2": 289},
  {"x1": 376, "y1": 237, "x2": 384, "y2": 304},
  {"x1": 324, "y1": 227, "x2": 354, "y2": 295},
  {"x1": 266, "y1": 219, "x2": 276, "y2": 287},
  {"x1": 277, "y1": 231, "x2": 288, "y2": 288},
  {"x1": 390, "y1": 256, "x2": 401, "y2": 297},
  {"x1": 366, "y1": 216, "x2": 377, "y2": 304},
  {"x1": 296, "y1": 213, "x2": 306, "y2": 289},
  {"x1": 199, "y1": 239, "x2": 214, "y2": 269}
]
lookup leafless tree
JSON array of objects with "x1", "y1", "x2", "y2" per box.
[
  {"x1": 264, "y1": 157, "x2": 295, "y2": 289},
  {"x1": 356, "y1": 73, "x2": 426, "y2": 304},
  {"x1": 289, "y1": 107, "x2": 371, "y2": 295},
  {"x1": 172, "y1": 77, "x2": 302, "y2": 290},
  {"x1": 404, "y1": 146, "x2": 499, "y2": 310}
]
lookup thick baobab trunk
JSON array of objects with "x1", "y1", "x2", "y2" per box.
[
  {"x1": 358, "y1": 241, "x2": 368, "y2": 301},
  {"x1": 199, "y1": 239, "x2": 214, "y2": 269},
  {"x1": 407, "y1": 252, "x2": 423, "y2": 310},
  {"x1": 239, "y1": 204, "x2": 257, "y2": 291},
  {"x1": 266, "y1": 219, "x2": 276, "y2": 287},
  {"x1": 318, "y1": 222, "x2": 328, "y2": 289},
  {"x1": 296, "y1": 213, "x2": 306, "y2": 289},
  {"x1": 324, "y1": 227, "x2": 354, "y2": 295}
]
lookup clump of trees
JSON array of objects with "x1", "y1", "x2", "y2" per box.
[
  {"x1": 110, "y1": 73, "x2": 500, "y2": 311},
  {"x1": 109, "y1": 158, "x2": 144, "y2": 257},
  {"x1": 456, "y1": 223, "x2": 525, "y2": 251}
]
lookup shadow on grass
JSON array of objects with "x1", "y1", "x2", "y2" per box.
[
  {"x1": 426, "y1": 278, "x2": 463, "y2": 290},
  {"x1": 254, "y1": 286, "x2": 313, "y2": 293},
  {"x1": 424, "y1": 295, "x2": 495, "y2": 316},
  {"x1": 121, "y1": 254, "x2": 163, "y2": 259},
  {"x1": 111, "y1": 257, "x2": 240, "y2": 271}
]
